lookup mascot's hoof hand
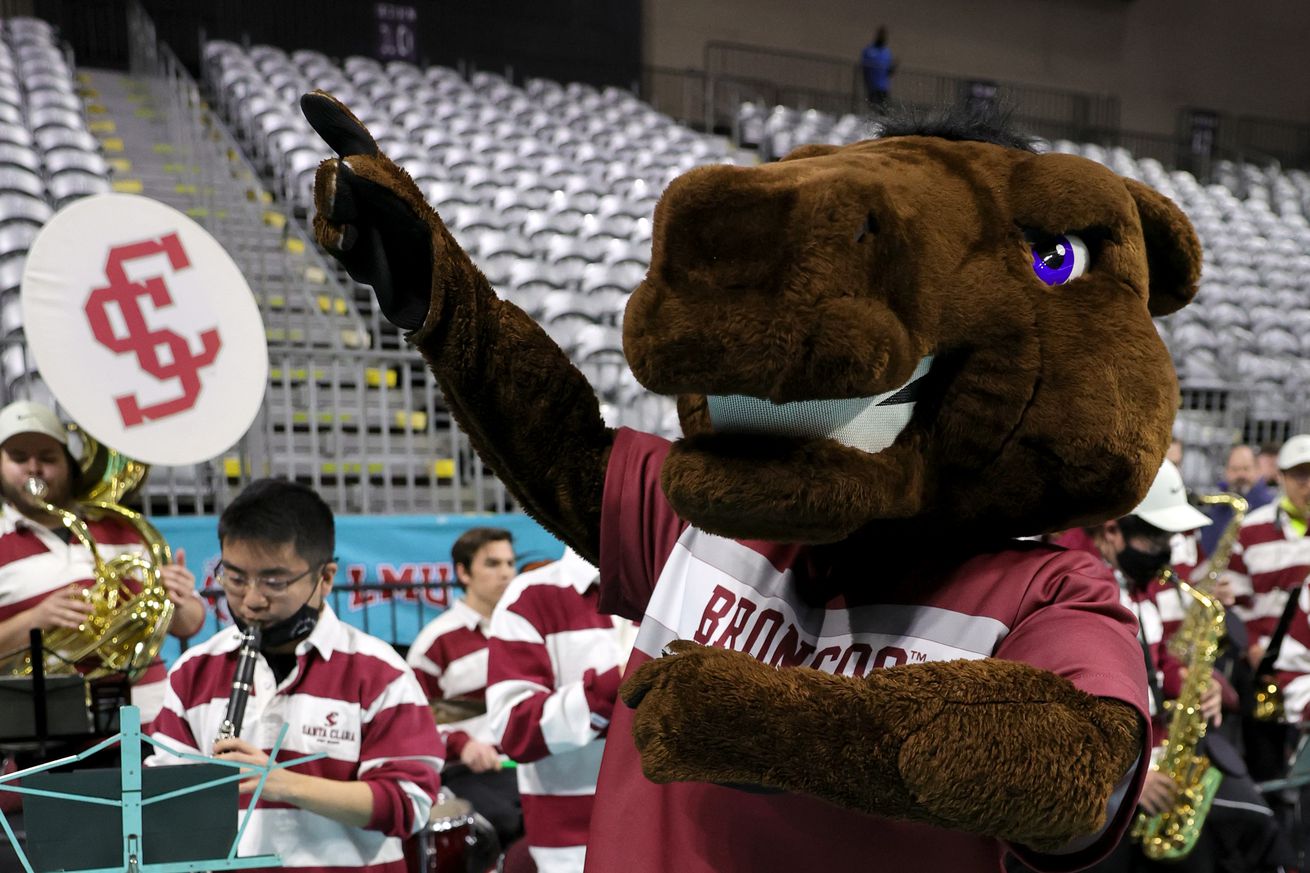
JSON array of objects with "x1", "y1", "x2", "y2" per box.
[
  {"x1": 300, "y1": 90, "x2": 434, "y2": 331},
  {"x1": 620, "y1": 640, "x2": 789, "y2": 786}
]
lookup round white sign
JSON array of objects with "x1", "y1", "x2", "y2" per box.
[{"x1": 21, "y1": 193, "x2": 268, "y2": 466}]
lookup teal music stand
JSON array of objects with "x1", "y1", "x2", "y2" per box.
[{"x1": 0, "y1": 705, "x2": 324, "y2": 873}]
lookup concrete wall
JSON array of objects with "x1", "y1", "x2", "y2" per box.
[{"x1": 643, "y1": 0, "x2": 1310, "y2": 136}]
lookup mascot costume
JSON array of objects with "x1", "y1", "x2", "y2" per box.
[{"x1": 300, "y1": 92, "x2": 1201, "y2": 872}]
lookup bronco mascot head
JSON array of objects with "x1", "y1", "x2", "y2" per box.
[
  {"x1": 303, "y1": 92, "x2": 1199, "y2": 872},
  {"x1": 629, "y1": 113, "x2": 1198, "y2": 543}
]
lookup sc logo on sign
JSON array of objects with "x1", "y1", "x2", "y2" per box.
[{"x1": 83, "y1": 233, "x2": 222, "y2": 427}]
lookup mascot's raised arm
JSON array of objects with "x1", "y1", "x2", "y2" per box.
[{"x1": 301, "y1": 91, "x2": 1201, "y2": 873}]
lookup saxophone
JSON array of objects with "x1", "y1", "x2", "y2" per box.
[
  {"x1": 1131, "y1": 578, "x2": 1226, "y2": 861},
  {"x1": 1168, "y1": 492, "x2": 1246, "y2": 662}
]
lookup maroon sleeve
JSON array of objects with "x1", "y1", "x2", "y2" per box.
[
  {"x1": 598, "y1": 428, "x2": 689, "y2": 621},
  {"x1": 357, "y1": 666, "x2": 444, "y2": 838},
  {"x1": 995, "y1": 550, "x2": 1150, "y2": 872}
]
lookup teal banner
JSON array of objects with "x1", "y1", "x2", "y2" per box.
[{"x1": 154, "y1": 513, "x2": 564, "y2": 664}]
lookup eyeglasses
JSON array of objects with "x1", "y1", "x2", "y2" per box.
[{"x1": 215, "y1": 563, "x2": 321, "y2": 596}]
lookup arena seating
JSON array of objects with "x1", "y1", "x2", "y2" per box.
[
  {"x1": 203, "y1": 41, "x2": 758, "y2": 439},
  {"x1": 0, "y1": 17, "x2": 110, "y2": 410}
]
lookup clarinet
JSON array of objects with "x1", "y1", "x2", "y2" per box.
[{"x1": 216, "y1": 625, "x2": 262, "y2": 743}]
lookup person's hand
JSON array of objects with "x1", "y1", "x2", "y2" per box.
[
  {"x1": 1248, "y1": 642, "x2": 1266, "y2": 671},
  {"x1": 1212, "y1": 574, "x2": 1237, "y2": 608},
  {"x1": 26, "y1": 585, "x2": 93, "y2": 630},
  {"x1": 214, "y1": 737, "x2": 297, "y2": 802},
  {"x1": 459, "y1": 739, "x2": 502, "y2": 774},
  {"x1": 1138, "y1": 769, "x2": 1179, "y2": 816},
  {"x1": 160, "y1": 549, "x2": 199, "y2": 607}
]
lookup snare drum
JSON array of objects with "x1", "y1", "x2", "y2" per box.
[{"x1": 405, "y1": 793, "x2": 500, "y2": 873}]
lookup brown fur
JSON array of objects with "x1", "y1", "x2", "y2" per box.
[
  {"x1": 304, "y1": 91, "x2": 1199, "y2": 853},
  {"x1": 630, "y1": 138, "x2": 1198, "y2": 543},
  {"x1": 622, "y1": 641, "x2": 1141, "y2": 851}
]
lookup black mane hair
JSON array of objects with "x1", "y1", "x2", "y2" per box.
[{"x1": 873, "y1": 102, "x2": 1038, "y2": 153}]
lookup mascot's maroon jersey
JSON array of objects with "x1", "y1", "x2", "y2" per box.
[{"x1": 588, "y1": 428, "x2": 1150, "y2": 873}]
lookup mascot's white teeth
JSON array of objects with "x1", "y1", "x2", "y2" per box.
[{"x1": 706, "y1": 356, "x2": 933, "y2": 454}]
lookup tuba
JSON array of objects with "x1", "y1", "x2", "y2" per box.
[{"x1": 0, "y1": 434, "x2": 175, "y2": 681}]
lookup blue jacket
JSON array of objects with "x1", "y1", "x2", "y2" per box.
[{"x1": 861, "y1": 44, "x2": 894, "y2": 92}]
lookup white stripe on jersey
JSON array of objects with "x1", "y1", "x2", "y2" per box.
[
  {"x1": 1241, "y1": 538, "x2": 1310, "y2": 577},
  {"x1": 1233, "y1": 589, "x2": 1292, "y2": 624},
  {"x1": 516, "y1": 739, "x2": 605, "y2": 797},
  {"x1": 232, "y1": 805, "x2": 405, "y2": 867},
  {"x1": 0, "y1": 542, "x2": 148, "y2": 606},
  {"x1": 1276, "y1": 633, "x2": 1310, "y2": 723},
  {"x1": 638, "y1": 530, "x2": 1009, "y2": 666},
  {"x1": 529, "y1": 844, "x2": 587, "y2": 873}
]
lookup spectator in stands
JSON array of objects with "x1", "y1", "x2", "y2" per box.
[
  {"x1": 486, "y1": 548, "x2": 636, "y2": 873},
  {"x1": 860, "y1": 26, "x2": 896, "y2": 108},
  {"x1": 0, "y1": 399, "x2": 204, "y2": 727},
  {"x1": 408, "y1": 527, "x2": 522, "y2": 849},
  {"x1": 1257, "y1": 443, "x2": 1281, "y2": 489},
  {"x1": 148, "y1": 479, "x2": 442, "y2": 873},
  {"x1": 1200, "y1": 444, "x2": 1274, "y2": 555}
]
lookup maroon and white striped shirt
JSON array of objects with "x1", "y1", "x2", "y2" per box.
[
  {"x1": 407, "y1": 598, "x2": 497, "y2": 757},
  {"x1": 587, "y1": 428, "x2": 1150, "y2": 873},
  {"x1": 0, "y1": 502, "x2": 169, "y2": 723},
  {"x1": 147, "y1": 605, "x2": 443, "y2": 873},
  {"x1": 1228, "y1": 500, "x2": 1310, "y2": 647},
  {"x1": 487, "y1": 549, "x2": 636, "y2": 873},
  {"x1": 1272, "y1": 585, "x2": 1310, "y2": 722}
]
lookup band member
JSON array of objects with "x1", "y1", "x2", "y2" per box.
[
  {"x1": 148, "y1": 479, "x2": 442, "y2": 873},
  {"x1": 1227, "y1": 434, "x2": 1310, "y2": 781},
  {"x1": 1230, "y1": 435, "x2": 1310, "y2": 661},
  {"x1": 1076, "y1": 461, "x2": 1289, "y2": 873},
  {"x1": 407, "y1": 527, "x2": 522, "y2": 848},
  {"x1": 486, "y1": 548, "x2": 636, "y2": 872},
  {"x1": 0, "y1": 399, "x2": 204, "y2": 725}
]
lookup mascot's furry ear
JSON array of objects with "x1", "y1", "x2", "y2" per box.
[{"x1": 1124, "y1": 177, "x2": 1202, "y2": 317}]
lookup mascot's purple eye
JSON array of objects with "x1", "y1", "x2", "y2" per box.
[{"x1": 1030, "y1": 234, "x2": 1090, "y2": 286}]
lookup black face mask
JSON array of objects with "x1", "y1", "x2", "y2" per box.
[
  {"x1": 229, "y1": 583, "x2": 322, "y2": 651},
  {"x1": 1117, "y1": 542, "x2": 1172, "y2": 588}
]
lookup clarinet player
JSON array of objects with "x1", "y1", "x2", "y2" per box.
[{"x1": 147, "y1": 480, "x2": 443, "y2": 873}]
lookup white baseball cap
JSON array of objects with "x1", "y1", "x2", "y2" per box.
[
  {"x1": 0, "y1": 400, "x2": 67, "y2": 448},
  {"x1": 1130, "y1": 459, "x2": 1211, "y2": 532},
  {"x1": 1278, "y1": 435, "x2": 1310, "y2": 471}
]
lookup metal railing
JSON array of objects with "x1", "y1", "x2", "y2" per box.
[
  {"x1": 195, "y1": 581, "x2": 459, "y2": 654},
  {"x1": 700, "y1": 40, "x2": 1120, "y2": 143},
  {"x1": 114, "y1": 2, "x2": 516, "y2": 517}
]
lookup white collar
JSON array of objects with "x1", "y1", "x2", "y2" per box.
[
  {"x1": 448, "y1": 597, "x2": 492, "y2": 634},
  {"x1": 295, "y1": 602, "x2": 341, "y2": 661},
  {"x1": 558, "y1": 547, "x2": 600, "y2": 594}
]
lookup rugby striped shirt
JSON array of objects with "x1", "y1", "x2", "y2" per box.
[
  {"x1": 586, "y1": 428, "x2": 1151, "y2": 873},
  {"x1": 147, "y1": 605, "x2": 443, "y2": 873},
  {"x1": 486, "y1": 549, "x2": 636, "y2": 873},
  {"x1": 406, "y1": 598, "x2": 497, "y2": 756},
  {"x1": 1272, "y1": 585, "x2": 1310, "y2": 722},
  {"x1": 1228, "y1": 500, "x2": 1310, "y2": 647},
  {"x1": 0, "y1": 502, "x2": 169, "y2": 723}
]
